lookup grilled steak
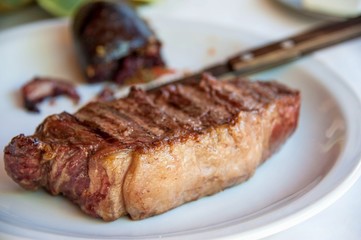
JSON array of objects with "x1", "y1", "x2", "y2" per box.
[{"x1": 4, "y1": 74, "x2": 300, "y2": 221}]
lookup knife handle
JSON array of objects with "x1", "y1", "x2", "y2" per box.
[{"x1": 227, "y1": 16, "x2": 361, "y2": 75}]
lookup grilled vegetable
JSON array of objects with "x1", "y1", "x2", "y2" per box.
[{"x1": 72, "y1": 1, "x2": 165, "y2": 85}]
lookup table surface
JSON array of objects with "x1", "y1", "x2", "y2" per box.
[{"x1": 1, "y1": 0, "x2": 360, "y2": 239}]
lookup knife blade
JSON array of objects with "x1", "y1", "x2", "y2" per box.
[{"x1": 164, "y1": 15, "x2": 361, "y2": 85}]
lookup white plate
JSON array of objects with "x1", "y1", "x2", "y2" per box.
[
  {"x1": 276, "y1": 0, "x2": 345, "y2": 21},
  {"x1": 0, "y1": 18, "x2": 361, "y2": 240}
]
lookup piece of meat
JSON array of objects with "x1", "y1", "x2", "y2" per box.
[
  {"x1": 95, "y1": 86, "x2": 116, "y2": 102},
  {"x1": 21, "y1": 77, "x2": 80, "y2": 113},
  {"x1": 4, "y1": 74, "x2": 300, "y2": 221}
]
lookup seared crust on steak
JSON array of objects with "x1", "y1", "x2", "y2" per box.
[{"x1": 4, "y1": 74, "x2": 300, "y2": 221}]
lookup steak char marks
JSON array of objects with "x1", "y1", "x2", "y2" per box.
[{"x1": 4, "y1": 74, "x2": 300, "y2": 221}]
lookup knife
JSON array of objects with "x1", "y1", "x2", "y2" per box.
[{"x1": 164, "y1": 15, "x2": 361, "y2": 85}]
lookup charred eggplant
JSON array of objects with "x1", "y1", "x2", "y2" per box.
[{"x1": 72, "y1": 1, "x2": 165, "y2": 85}]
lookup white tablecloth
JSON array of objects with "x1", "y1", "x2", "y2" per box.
[{"x1": 140, "y1": 0, "x2": 361, "y2": 239}]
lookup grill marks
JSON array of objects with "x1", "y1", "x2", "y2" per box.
[
  {"x1": 76, "y1": 102, "x2": 154, "y2": 144},
  {"x1": 162, "y1": 84, "x2": 233, "y2": 126},
  {"x1": 73, "y1": 75, "x2": 295, "y2": 149}
]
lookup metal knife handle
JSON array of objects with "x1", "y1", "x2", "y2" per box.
[{"x1": 227, "y1": 16, "x2": 361, "y2": 75}]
